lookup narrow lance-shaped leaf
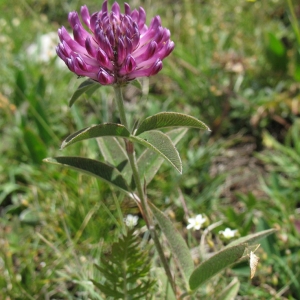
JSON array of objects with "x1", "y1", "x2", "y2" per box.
[
  {"x1": 23, "y1": 127, "x2": 47, "y2": 164},
  {"x1": 69, "y1": 79, "x2": 100, "y2": 107},
  {"x1": 189, "y1": 244, "x2": 246, "y2": 291},
  {"x1": 43, "y1": 156, "x2": 132, "y2": 196},
  {"x1": 225, "y1": 228, "x2": 277, "y2": 248},
  {"x1": 61, "y1": 123, "x2": 130, "y2": 149},
  {"x1": 130, "y1": 130, "x2": 182, "y2": 174},
  {"x1": 138, "y1": 128, "x2": 187, "y2": 185},
  {"x1": 150, "y1": 203, "x2": 194, "y2": 287},
  {"x1": 135, "y1": 112, "x2": 210, "y2": 136}
]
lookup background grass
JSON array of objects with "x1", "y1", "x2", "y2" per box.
[{"x1": 0, "y1": 0, "x2": 300, "y2": 298}]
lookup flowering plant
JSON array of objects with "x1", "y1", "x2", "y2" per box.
[{"x1": 45, "y1": 1, "x2": 275, "y2": 297}]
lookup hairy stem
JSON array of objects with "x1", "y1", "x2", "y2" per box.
[{"x1": 113, "y1": 85, "x2": 176, "y2": 295}]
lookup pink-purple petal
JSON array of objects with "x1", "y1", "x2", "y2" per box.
[
  {"x1": 97, "y1": 48, "x2": 114, "y2": 70},
  {"x1": 80, "y1": 6, "x2": 91, "y2": 29},
  {"x1": 131, "y1": 10, "x2": 139, "y2": 23},
  {"x1": 119, "y1": 55, "x2": 137, "y2": 75},
  {"x1": 56, "y1": 0, "x2": 174, "y2": 85},
  {"x1": 73, "y1": 24, "x2": 88, "y2": 46},
  {"x1": 85, "y1": 37, "x2": 97, "y2": 57},
  {"x1": 102, "y1": 0, "x2": 108, "y2": 14},
  {"x1": 137, "y1": 7, "x2": 146, "y2": 30},
  {"x1": 68, "y1": 12, "x2": 80, "y2": 29},
  {"x1": 98, "y1": 69, "x2": 115, "y2": 85},
  {"x1": 118, "y1": 37, "x2": 127, "y2": 65},
  {"x1": 124, "y1": 2, "x2": 131, "y2": 15},
  {"x1": 111, "y1": 2, "x2": 121, "y2": 18},
  {"x1": 134, "y1": 41, "x2": 157, "y2": 64}
]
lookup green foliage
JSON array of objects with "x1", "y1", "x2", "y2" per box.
[
  {"x1": 44, "y1": 156, "x2": 132, "y2": 195},
  {"x1": 215, "y1": 277, "x2": 240, "y2": 300},
  {"x1": 92, "y1": 229, "x2": 156, "y2": 299},
  {"x1": 150, "y1": 203, "x2": 194, "y2": 286},
  {"x1": 226, "y1": 229, "x2": 277, "y2": 249},
  {"x1": 252, "y1": 121, "x2": 300, "y2": 299},
  {"x1": 131, "y1": 130, "x2": 182, "y2": 173},
  {"x1": 1, "y1": 0, "x2": 299, "y2": 297},
  {"x1": 189, "y1": 244, "x2": 246, "y2": 291},
  {"x1": 137, "y1": 128, "x2": 188, "y2": 185},
  {"x1": 135, "y1": 112, "x2": 210, "y2": 135},
  {"x1": 61, "y1": 124, "x2": 131, "y2": 149},
  {"x1": 69, "y1": 79, "x2": 101, "y2": 107}
]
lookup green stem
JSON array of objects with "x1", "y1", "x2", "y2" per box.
[
  {"x1": 113, "y1": 85, "x2": 176, "y2": 295},
  {"x1": 113, "y1": 86, "x2": 129, "y2": 128},
  {"x1": 286, "y1": 0, "x2": 300, "y2": 45}
]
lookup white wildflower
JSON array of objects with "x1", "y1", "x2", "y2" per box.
[
  {"x1": 124, "y1": 214, "x2": 139, "y2": 228},
  {"x1": 219, "y1": 227, "x2": 238, "y2": 239},
  {"x1": 187, "y1": 214, "x2": 207, "y2": 230}
]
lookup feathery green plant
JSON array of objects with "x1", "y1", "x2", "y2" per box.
[{"x1": 92, "y1": 229, "x2": 156, "y2": 299}]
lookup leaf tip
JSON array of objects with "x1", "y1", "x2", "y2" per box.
[{"x1": 60, "y1": 141, "x2": 67, "y2": 150}]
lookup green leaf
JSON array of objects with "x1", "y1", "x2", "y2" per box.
[
  {"x1": 0, "y1": 183, "x2": 22, "y2": 206},
  {"x1": 97, "y1": 137, "x2": 132, "y2": 185},
  {"x1": 135, "y1": 112, "x2": 210, "y2": 136},
  {"x1": 91, "y1": 280, "x2": 124, "y2": 298},
  {"x1": 189, "y1": 244, "x2": 246, "y2": 291},
  {"x1": 150, "y1": 203, "x2": 194, "y2": 287},
  {"x1": 226, "y1": 228, "x2": 277, "y2": 248},
  {"x1": 23, "y1": 127, "x2": 47, "y2": 164},
  {"x1": 138, "y1": 128, "x2": 187, "y2": 184},
  {"x1": 267, "y1": 32, "x2": 285, "y2": 56},
  {"x1": 69, "y1": 79, "x2": 100, "y2": 107},
  {"x1": 13, "y1": 70, "x2": 26, "y2": 106},
  {"x1": 131, "y1": 130, "x2": 182, "y2": 174},
  {"x1": 256, "y1": 218, "x2": 279, "y2": 256},
  {"x1": 294, "y1": 48, "x2": 300, "y2": 81},
  {"x1": 43, "y1": 156, "x2": 131, "y2": 195},
  {"x1": 216, "y1": 277, "x2": 240, "y2": 300},
  {"x1": 266, "y1": 32, "x2": 288, "y2": 72},
  {"x1": 61, "y1": 123, "x2": 130, "y2": 149},
  {"x1": 19, "y1": 208, "x2": 40, "y2": 225}
]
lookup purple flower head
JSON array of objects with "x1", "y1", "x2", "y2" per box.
[{"x1": 56, "y1": 0, "x2": 174, "y2": 85}]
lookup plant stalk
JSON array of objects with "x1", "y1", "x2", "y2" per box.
[
  {"x1": 113, "y1": 85, "x2": 176, "y2": 295},
  {"x1": 286, "y1": 0, "x2": 300, "y2": 45}
]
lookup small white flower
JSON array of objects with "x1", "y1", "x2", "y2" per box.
[
  {"x1": 124, "y1": 214, "x2": 139, "y2": 227},
  {"x1": 187, "y1": 214, "x2": 207, "y2": 230},
  {"x1": 12, "y1": 18, "x2": 20, "y2": 27},
  {"x1": 219, "y1": 227, "x2": 238, "y2": 239}
]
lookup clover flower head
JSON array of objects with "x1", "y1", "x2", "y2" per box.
[
  {"x1": 219, "y1": 227, "x2": 238, "y2": 239},
  {"x1": 56, "y1": 0, "x2": 174, "y2": 86},
  {"x1": 124, "y1": 214, "x2": 139, "y2": 227},
  {"x1": 187, "y1": 214, "x2": 207, "y2": 231}
]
